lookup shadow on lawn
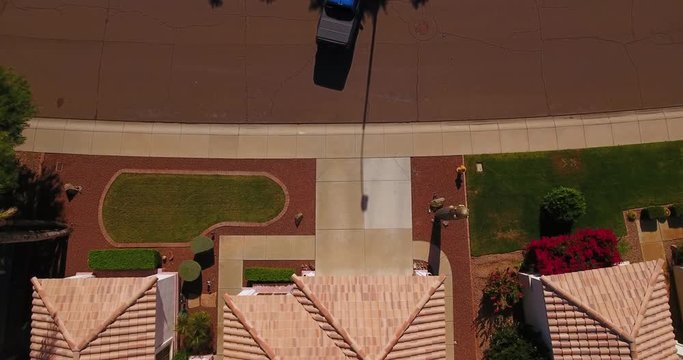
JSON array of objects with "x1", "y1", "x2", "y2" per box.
[{"x1": 538, "y1": 208, "x2": 573, "y2": 237}]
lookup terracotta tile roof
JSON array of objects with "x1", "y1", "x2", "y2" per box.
[
  {"x1": 540, "y1": 260, "x2": 677, "y2": 360},
  {"x1": 30, "y1": 276, "x2": 158, "y2": 360},
  {"x1": 223, "y1": 275, "x2": 446, "y2": 360}
]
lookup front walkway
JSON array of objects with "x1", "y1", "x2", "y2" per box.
[{"x1": 17, "y1": 107, "x2": 683, "y2": 159}]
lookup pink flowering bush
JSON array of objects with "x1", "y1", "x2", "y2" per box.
[
  {"x1": 523, "y1": 228, "x2": 621, "y2": 276},
  {"x1": 483, "y1": 268, "x2": 523, "y2": 315}
]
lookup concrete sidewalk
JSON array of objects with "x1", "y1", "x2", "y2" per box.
[{"x1": 17, "y1": 107, "x2": 683, "y2": 158}]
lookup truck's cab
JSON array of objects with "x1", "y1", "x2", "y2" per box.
[{"x1": 316, "y1": 0, "x2": 361, "y2": 48}]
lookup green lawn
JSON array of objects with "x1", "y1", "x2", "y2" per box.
[
  {"x1": 466, "y1": 141, "x2": 683, "y2": 256},
  {"x1": 102, "y1": 173, "x2": 285, "y2": 243}
]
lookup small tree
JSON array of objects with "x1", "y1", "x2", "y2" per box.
[
  {"x1": 0, "y1": 66, "x2": 36, "y2": 146},
  {"x1": 483, "y1": 268, "x2": 523, "y2": 316},
  {"x1": 177, "y1": 311, "x2": 212, "y2": 355},
  {"x1": 485, "y1": 325, "x2": 545, "y2": 360},
  {"x1": 540, "y1": 186, "x2": 587, "y2": 224}
]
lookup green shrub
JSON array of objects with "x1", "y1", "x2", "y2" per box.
[
  {"x1": 190, "y1": 235, "x2": 214, "y2": 255},
  {"x1": 540, "y1": 187, "x2": 587, "y2": 223},
  {"x1": 244, "y1": 267, "x2": 295, "y2": 283},
  {"x1": 617, "y1": 238, "x2": 631, "y2": 258},
  {"x1": 0, "y1": 66, "x2": 36, "y2": 146},
  {"x1": 670, "y1": 203, "x2": 683, "y2": 218},
  {"x1": 483, "y1": 268, "x2": 523, "y2": 316},
  {"x1": 88, "y1": 249, "x2": 161, "y2": 270},
  {"x1": 642, "y1": 206, "x2": 669, "y2": 221},
  {"x1": 172, "y1": 350, "x2": 189, "y2": 360},
  {"x1": 485, "y1": 325, "x2": 546, "y2": 360},
  {"x1": 626, "y1": 210, "x2": 637, "y2": 222},
  {"x1": 179, "y1": 260, "x2": 202, "y2": 282},
  {"x1": 177, "y1": 311, "x2": 212, "y2": 355}
]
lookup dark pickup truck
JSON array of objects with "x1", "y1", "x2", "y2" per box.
[{"x1": 316, "y1": 0, "x2": 360, "y2": 47}]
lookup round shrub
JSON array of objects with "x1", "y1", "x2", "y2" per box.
[
  {"x1": 483, "y1": 268, "x2": 523, "y2": 315},
  {"x1": 541, "y1": 186, "x2": 587, "y2": 223},
  {"x1": 485, "y1": 325, "x2": 545, "y2": 360},
  {"x1": 190, "y1": 235, "x2": 214, "y2": 255},
  {"x1": 179, "y1": 260, "x2": 202, "y2": 282},
  {"x1": 626, "y1": 210, "x2": 637, "y2": 222}
]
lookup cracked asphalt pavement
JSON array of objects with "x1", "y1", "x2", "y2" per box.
[{"x1": 1, "y1": 0, "x2": 683, "y2": 123}]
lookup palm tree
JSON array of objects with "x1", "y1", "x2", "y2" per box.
[{"x1": 176, "y1": 311, "x2": 212, "y2": 355}]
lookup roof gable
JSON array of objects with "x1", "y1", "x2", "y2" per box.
[
  {"x1": 224, "y1": 294, "x2": 347, "y2": 359},
  {"x1": 292, "y1": 275, "x2": 445, "y2": 359},
  {"x1": 540, "y1": 260, "x2": 677, "y2": 359},
  {"x1": 31, "y1": 276, "x2": 158, "y2": 351}
]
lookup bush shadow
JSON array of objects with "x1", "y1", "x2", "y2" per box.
[
  {"x1": 181, "y1": 274, "x2": 203, "y2": 300},
  {"x1": 538, "y1": 209, "x2": 572, "y2": 237},
  {"x1": 194, "y1": 248, "x2": 215, "y2": 269},
  {"x1": 314, "y1": 43, "x2": 356, "y2": 90},
  {"x1": 668, "y1": 216, "x2": 683, "y2": 229},
  {"x1": 639, "y1": 218, "x2": 658, "y2": 232}
]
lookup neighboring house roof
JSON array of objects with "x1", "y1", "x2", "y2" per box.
[
  {"x1": 30, "y1": 276, "x2": 158, "y2": 360},
  {"x1": 540, "y1": 259, "x2": 677, "y2": 360},
  {"x1": 223, "y1": 275, "x2": 447, "y2": 360}
]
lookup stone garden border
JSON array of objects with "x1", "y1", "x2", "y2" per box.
[{"x1": 98, "y1": 169, "x2": 290, "y2": 248}]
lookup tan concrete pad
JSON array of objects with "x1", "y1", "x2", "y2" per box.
[
  {"x1": 325, "y1": 134, "x2": 358, "y2": 158},
  {"x1": 384, "y1": 133, "x2": 414, "y2": 157},
  {"x1": 667, "y1": 118, "x2": 683, "y2": 141},
  {"x1": 242, "y1": 235, "x2": 267, "y2": 260},
  {"x1": 611, "y1": 121, "x2": 641, "y2": 145},
  {"x1": 90, "y1": 132, "x2": 123, "y2": 155},
  {"x1": 316, "y1": 158, "x2": 361, "y2": 182},
  {"x1": 661, "y1": 219, "x2": 683, "y2": 241},
  {"x1": 200, "y1": 292, "x2": 217, "y2": 308},
  {"x1": 237, "y1": 135, "x2": 267, "y2": 158},
  {"x1": 499, "y1": 129, "x2": 529, "y2": 153},
  {"x1": 639, "y1": 119, "x2": 669, "y2": 142},
  {"x1": 316, "y1": 181, "x2": 364, "y2": 230},
  {"x1": 218, "y1": 260, "x2": 243, "y2": 290},
  {"x1": 33, "y1": 129, "x2": 64, "y2": 153},
  {"x1": 641, "y1": 242, "x2": 665, "y2": 261},
  {"x1": 219, "y1": 236, "x2": 243, "y2": 260},
  {"x1": 442, "y1": 132, "x2": 473, "y2": 155},
  {"x1": 413, "y1": 132, "x2": 444, "y2": 156},
  {"x1": 121, "y1": 132, "x2": 152, "y2": 156},
  {"x1": 584, "y1": 124, "x2": 614, "y2": 148},
  {"x1": 556, "y1": 125, "x2": 586, "y2": 149},
  {"x1": 471, "y1": 130, "x2": 501, "y2": 154},
  {"x1": 150, "y1": 134, "x2": 181, "y2": 157},
  {"x1": 296, "y1": 135, "x2": 325, "y2": 159},
  {"x1": 266, "y1": 135, "x2": 297, "y2": 158},
  {"x1": 179, "y1": 134, "x2": 210, "y2": 158},
  {"x1": 528, "y1": 127, "x2": 558, "y2": 151},
  {"x1": 364, "y1": 229, "x2": 413, "y2": 275},
  {"x1": 208, "y1": 135, "x2": 238, "y2": 158},
  {"x1": 265, "y1": 235, "x2": 315, "y2": 260},
  {"x1": 636, "y1": 220, "x2": 663, "y2": 243},
  {"x1": 316, "y1": 229, "x2": 365, "y2": 276},
  {"x1": 61, "y1": 130, "x2": 93, "y2": 154}
]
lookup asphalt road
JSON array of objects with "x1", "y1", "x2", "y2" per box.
[{"x1": 1, "y1": 0, "x2": 683, "y2": 124}]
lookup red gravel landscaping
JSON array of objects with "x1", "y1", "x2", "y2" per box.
[
  {"x1": 411, "y1": 155, "x2": 477, "y2": 360},
  {"x1": 40, "y1": 154, "x2": 316, "y2": 275}
]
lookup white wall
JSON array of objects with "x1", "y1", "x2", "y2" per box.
[
  {"x1": 156, "y1": 272, "x2": 178, "y2": 351},
  {"x1": 519, "y1": 273, "x2": 551, "y2": 350}
]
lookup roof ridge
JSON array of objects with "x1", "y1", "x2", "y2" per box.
[
  {"x1": 31, "y1": 277, "x2": 79, "y2": 352},
  {"x1": 541, "y1": 275, "x2": 635, "y2": 343},
  {"x1": 377, "y1": 275, "x2": 446, "y2": 360},
  {"x1": 291, "y1": 275, "x2": 367, "y2": 359},
  {"x1": 223, "y1": 293, "x2": 277, "y2": 359},
  {"x1": 630, "y1": 259, "x2": 664, "y2": 338},
  {"x1": 77, "y1": 275, "x2": 158, "y2": 350}
]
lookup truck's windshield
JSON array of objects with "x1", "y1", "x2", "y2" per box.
[{"x1": 324, "y1": 3, "x2": 356, "y2": 21}]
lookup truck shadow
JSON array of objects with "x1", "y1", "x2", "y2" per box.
[{"x1": 313, "y1": 42, "x2": 356, "y2": 90}]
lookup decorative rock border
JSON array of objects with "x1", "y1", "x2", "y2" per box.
[{"x1": 98, "y1": 169, "x2": 290, "y2": 248}]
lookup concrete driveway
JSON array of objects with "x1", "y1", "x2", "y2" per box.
[{"x1": 1, "y1": 0, "x2": 683, "y2": 124}]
